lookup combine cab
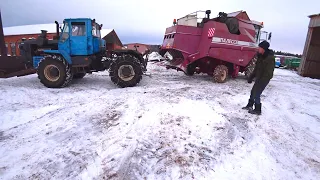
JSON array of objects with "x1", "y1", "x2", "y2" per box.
[{"x1": 159, "y1": 10, "x2": 272, "y2": 82}]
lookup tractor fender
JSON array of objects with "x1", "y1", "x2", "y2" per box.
[
  {"x1": 111, "y1": 49, "x2": 146, "y2": 68},
  {"x1": 112, "y1": 49, "x2": 143, "y2": 61},
  {"x1": 43, "y1": 50, "x2": 72, "y2": 64}
]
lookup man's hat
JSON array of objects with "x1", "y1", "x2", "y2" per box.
[{"x1": 258, "y1": 40, "x2": 270, "y2": 50}]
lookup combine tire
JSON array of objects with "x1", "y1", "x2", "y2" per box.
[
  {"x1": 213, "y1": 65, "x2": 228, "y2": 83},
  {"x1": 37, "y1": 56, "x2": 73, "y2": 88},
  {"x1": 73, "y1": 73, "x2": 86, "y2": 79},
  {"x1": 185, "y1": 65, "x2": 195, "y2": 76},
  {"x1": 109, "y1": 54, "x2": 142, "y2": 88},
  {"x1": 245, "y1": 56, "x2": 257, "y2": 79}
]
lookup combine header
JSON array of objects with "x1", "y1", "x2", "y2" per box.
[{"x1": 159, "y1": 10, "x2": 272, "y2": 82}]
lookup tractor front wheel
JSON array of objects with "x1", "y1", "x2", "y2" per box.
[
  {"x1": 109, "y1": 54, "x2": 142, "y2": 88},
  {"x1": 37, "y1": 56, "x2": 73, "y2": 88},
  {"x1": 213, "y1": 65, "x2": 228, "y2": 83}
]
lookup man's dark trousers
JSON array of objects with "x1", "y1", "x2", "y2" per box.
[{"x1": 249, "y1": 79, "x2": 270, "y2": 104}]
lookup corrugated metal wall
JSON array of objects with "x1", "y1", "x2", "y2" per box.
[{"x1": 299, "y1": 15, "x2": 320, "y2": 78}]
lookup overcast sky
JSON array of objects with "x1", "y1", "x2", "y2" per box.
[{"x1": 1, "y1": 0, "x2": 319, "y2": 54}]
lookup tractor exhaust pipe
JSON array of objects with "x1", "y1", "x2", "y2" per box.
[
  {"x1": 54, "y1": 21, "x2": 59, "y2": 39},
  {"x1": 0, "y1": 9, "x2": 7, "y2": 57}
]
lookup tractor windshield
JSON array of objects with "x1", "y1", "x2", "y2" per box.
[{"x1": 61, "y1": 22, "x2": 69, "y2": 42}]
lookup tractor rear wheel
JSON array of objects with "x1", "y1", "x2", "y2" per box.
[
  {"x1": 37, "y1": 56, "x2": 73, "y2": 88},
  {"x1": 73, "y1": 73, "x2": 86, "y2": 79},
  {"x1": 109, "y1": 54, "x2": 142, "y2": 88},
  {"x1": 213, "y1": 65, "x2": 228, "y2": 83}
]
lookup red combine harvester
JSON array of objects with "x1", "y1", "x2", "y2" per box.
[{"x1": 159, "y1": 10, "x2": 272, "y2": 82}]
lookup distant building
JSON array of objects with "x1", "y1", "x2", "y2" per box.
[
  {"x1": 3, "y1": 24, "x2": 57, "y2": 56},
  {"x1": 101, "y1": 29, "x2": 123, "y2": 51},
  {"x1": 299, "y1": 13, "x2": 320, "y2": 79},
  {"x1": 2, "y1": 24, "x2": 123, "y2": 56},
  {"x1": 124, "y1": 43, "x2": 149, "y2": 54}
]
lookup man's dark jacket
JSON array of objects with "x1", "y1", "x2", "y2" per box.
[{"x1": 250, "y1": 50, "x2": 275, "y2": 82}]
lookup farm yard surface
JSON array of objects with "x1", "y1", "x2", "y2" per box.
[{"x1": 0, "y1": 61, "x2": 319, "y2": 180}]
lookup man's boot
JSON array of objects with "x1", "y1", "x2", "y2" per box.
[
  {"x1": 242, "y1": 99, "x2": 254, "y2": 110},
  {"x1": 249, "y1": 103, "x2": 261, "y2": 115}
]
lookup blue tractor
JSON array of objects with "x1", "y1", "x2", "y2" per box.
[{"x1": 16, "y1": 18, "x2": 147, "y2": 88}]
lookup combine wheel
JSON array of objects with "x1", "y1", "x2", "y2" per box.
[
  {"x1": 73, "y1": 73, "x2": 86, "y2": 79},
  {"x1": 245, "y1": 56, "x2": 257, "y2": 79},
  {"x1": 37, "y1": 56, "x2": 73, "y2": 88},
  {"x1": 109, "y1": 54, "x2": 142, "y2": 88},
  {"x1": 213, "y1": 65, "x2": 228, "y2": 83},
  {"x1": 185, "y1": 65, "x2": 195, "y2": 76}
]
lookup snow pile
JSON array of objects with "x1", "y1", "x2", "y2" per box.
[
  {"x1": 147, "y1": 52, "x2": 164, "y2": 61},
  {"x1": 0, "y1": 64, "x2": 319, "y2": 179}
]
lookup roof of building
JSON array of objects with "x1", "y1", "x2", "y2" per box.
[
  {"x1": 309, "y1": 13, "x2": 320, "y2": 18},
  {"x1": 100, "y1": 29, "x2": 113, "y2": 38},
  {"x1": 3, "y1": 23, "x2": 59, "y2": 36},
  {"x1": 4, "y1": 23, "x2": 114, "y2": 38},
  {"x1": 102, "y1": 30, "x2": 123, "y2": 47},
  {"x1": 124, "y1": 43, "x2": 149, "y2": 46}
]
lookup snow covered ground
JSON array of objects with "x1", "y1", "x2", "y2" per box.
[{"x1": 0, "y1": 63, "x2": 319, "y2": 180}]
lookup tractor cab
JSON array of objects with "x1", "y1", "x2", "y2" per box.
[{"x1": 58, "y1": 18, "x2": 104, "y2": 56}]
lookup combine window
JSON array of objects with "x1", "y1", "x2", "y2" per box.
[
  {"x1": 254, "y1": 24, "x2": 262, "y2": 43},
  {"x1": 71, "y1": 22, "x2": 86, "y2": 36}
]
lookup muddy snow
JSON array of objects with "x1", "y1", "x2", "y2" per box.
[{"x1": 0, "y1": 63, "x2": 319, "y2": 180}]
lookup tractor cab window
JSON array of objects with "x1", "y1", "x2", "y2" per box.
[
  {"x1": 92, "y1": 23, "x2": 101, "y2": 38},
  {"x1": 61, "y1": 22, "x2": 69, "y2": 42},
  {"x1": 71, "y1": 22, "x2": 86, "y2": 36}
]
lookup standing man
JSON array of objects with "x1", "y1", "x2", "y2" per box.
[{"x1": 242, "y1": 40, "x2": 275, "y2": 115}]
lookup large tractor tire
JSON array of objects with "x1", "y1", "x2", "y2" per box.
[
  {"x1": 73, "y1": 73, "x2": 86, "y2": 79},
  {"x1": 245, "y1": 56, "x2": 258, "y2": 79},
  {"x1": 109, "y1": 54, "x2": 143, "y2": 88},
  {"x1": 37, "y1": 55, "x2": 73, "y2": 88},
  {"x1": 213, "y1": 65, "x2": 228, "y2": 83}
]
